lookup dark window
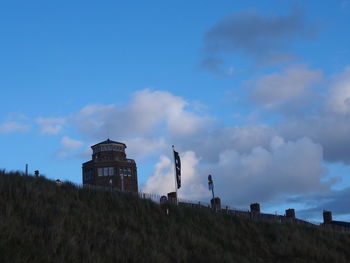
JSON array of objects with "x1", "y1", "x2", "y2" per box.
[{"x1": 98, "y1": 167, "x2": 114, "y2": 176}]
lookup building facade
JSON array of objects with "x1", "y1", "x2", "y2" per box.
[{"x1": 82, "y1": 139, "x2": 138, "y2": 192}]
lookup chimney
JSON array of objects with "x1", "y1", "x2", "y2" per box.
[
  {"x1": 285, "y1": 208, "x2": 295, "y2": 219},
  {"x1": 167, "y1": 192, "x2": 177, "y2": 205},
  {"x1": 211, "y1": 197, "x2": 221, "y2": 211},
  {"x1": 323, "y1": 210, "x2": 332, "y2": 224},
  {"x1": 250, "y1": 203, "x2": 260, "y2": 214}
]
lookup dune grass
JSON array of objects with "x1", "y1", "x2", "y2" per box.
[{"x1": 0, "y1": 170, "x2": 349, "y2": 263}]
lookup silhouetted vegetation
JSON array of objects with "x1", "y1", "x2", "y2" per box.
[{"x1": 0, "y1": 170, "x2": 349, "y2": 262}]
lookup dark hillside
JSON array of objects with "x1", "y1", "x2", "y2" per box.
[{"x1": 0, "y1": 170, "x2": 349, "y2": 263}]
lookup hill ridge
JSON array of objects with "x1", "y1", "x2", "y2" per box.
[{"x1": 0, "y1": 170, "x2": 350, "y2": 263}]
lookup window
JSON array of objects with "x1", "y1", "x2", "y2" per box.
[
  {"x1": 93, "y1": 146, "x2": 103, "y2": 154},
  {"x1": 98, "y1": 167, "x2": 115, "y2": 176},
  {"x1": 119, "y1": 167, "x2": 132, "y2": 177}
]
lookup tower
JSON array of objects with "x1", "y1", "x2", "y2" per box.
[{"x1": 82, "y1": 139, "x2": 138, "y2": 192}]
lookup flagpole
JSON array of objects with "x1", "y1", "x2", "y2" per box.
[
  {"x1": 172, "y1": 145, "x2": 178, "y2": 203},
  {"x1": 208, "y1": 174, "x2": 216, "y2": 211}
]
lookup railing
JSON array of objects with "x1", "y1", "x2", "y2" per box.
[
  {"x1": 138, "y1": 192, "x2": 162, "y2": 203},
  {"x1": 178, "y1": 197, "x2": 211, "y2": 208}
]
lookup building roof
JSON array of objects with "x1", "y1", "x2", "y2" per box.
[{"x1": 91, "y1": 139, "x2": 127, "y2": 148}]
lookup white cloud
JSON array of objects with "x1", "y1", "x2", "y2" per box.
[
  {"x1": 279, "y1": 115, "x2": 350, "y2": 163},
  {"x1": 142, "y1": 151, "x2": 209, "y2": 200},
  {"x1": 55, "y1": 136, "x2": 83, "y2": 159},
  {"x1": 61, "y1": 136, "x2": 83, "y2": 150},
  {"x1": 36, "y1": 117, "x2": 66, "y2": 135},
  {"x1": 0, "y1": 121, "x2": 31, "y2": 133},
  {"x1": 233, "y1": 65, "x2": 350, "y2": 164},
  {"x1": 74, "y1": 89, "x2": 212, "y2": 140},
  {"x1": 210, "y1": 137, "x2": 329, "y2": 205},
  {"x1": 125, "y1": 89, "x2": 212, "y2": 137},
  {"x1": 142, "y1": 137, "x2": 329, "y2": 206},
  {"x1": 275, "y1": 66, "x2": 350, "y2": 163},
  {"x1": 187, "y1": 125, "x2": 275, "y2": 163},
  {"x1": 250, "y1": 65, "x2": 323, "y2": 109},
  {"x1": 141, "y1": 155, "x2": 173, "y2": 195},
  {"x1": 125, "y1": 137, "x2": 167, "y2": 158},
  {"x1": 326, "y1": 66, "x2": 350, "y2": 115}
]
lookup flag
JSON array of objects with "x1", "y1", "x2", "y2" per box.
[
  {"x1": 208, "y1": 174, "x2": 213, "y2": 191},
  {"x1": 173, "y1": 150, "x2": 181, "y2": 189}
]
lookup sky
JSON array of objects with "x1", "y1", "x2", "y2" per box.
[{"x1": 1, "y1": 0, "x2": 350, "y2": 223}]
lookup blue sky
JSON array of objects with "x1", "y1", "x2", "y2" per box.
[{"x1": 1, "y1": 0, "x2": 350, "y2": 222}]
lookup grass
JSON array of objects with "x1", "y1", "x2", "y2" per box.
[{"x1": 0, "y1": 170, "x2": 349, "y2": 262}]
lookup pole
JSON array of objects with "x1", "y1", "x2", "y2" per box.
[
  {"x1": 208, "y1": 174, "x2": 216, "y2": 211},
  {"x1": 212, "y1": 187, "x2": 216, "y2": 211},
  {"x1": 172, "y1": 145, "x2": 178, "y2": 205},
  {"x1": 25, "y1": 164, "x2": 28, "y2": 176}
]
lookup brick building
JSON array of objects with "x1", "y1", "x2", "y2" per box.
[{"x1": 82, "y1": 139, "x2": 138, "y2": 192}]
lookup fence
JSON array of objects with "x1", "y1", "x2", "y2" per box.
[
  {"x1": 53, "y1": 181, "x2": 350, "y2": 232},
  {"x1": 8, "y1": 170, "x2": 350, "y2": 233},
  {"x1": 80, "y1": 183, "x2": 317, "y2": 226}
]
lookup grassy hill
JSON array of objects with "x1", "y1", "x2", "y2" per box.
[{"x1": 0, "y1": 170, "x2": 350, "y2": 263}]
